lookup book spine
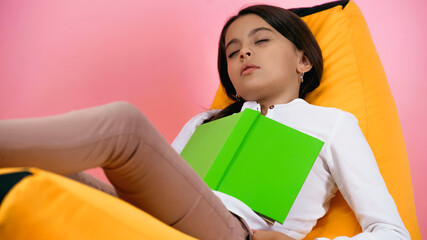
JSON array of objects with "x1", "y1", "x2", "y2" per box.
[{"x1": 203, "y1": 109, "x2": 259, "y2": 190}]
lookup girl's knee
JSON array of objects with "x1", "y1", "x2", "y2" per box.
[
  {"x1": 108, "y1": 101, "x2": 141, "y2": 117},
  {"x1": 104, "y1": 101, "x2": 148, "y2": 132}
]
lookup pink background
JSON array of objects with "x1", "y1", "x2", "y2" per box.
[{"x1": 1, "y1": 0, "x2": 425, "y2": 237}]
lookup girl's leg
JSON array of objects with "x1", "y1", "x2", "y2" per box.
[
  {"x1": 66, "y1": 171, "x2": 118, "y2": 197},
  {"x1": 0, "y1": 101, "x2": 249, "y2": 240}
]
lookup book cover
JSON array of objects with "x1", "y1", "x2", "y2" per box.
[{"x1": 180, "y1": 108, "x2": 324, "y2": 224}]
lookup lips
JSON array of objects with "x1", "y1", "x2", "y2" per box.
[{"x1": 240, "y1": 64, "x2": 260, "y2": 76}]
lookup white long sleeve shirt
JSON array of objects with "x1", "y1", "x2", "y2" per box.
[{"x1": 172, "y1": 99, "x2": 409, "y2": 240}]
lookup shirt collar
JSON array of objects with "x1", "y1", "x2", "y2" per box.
[{"x1": 241, "y1": 98, "x2": 306, "y2": 113}]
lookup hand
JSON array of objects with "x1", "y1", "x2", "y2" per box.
[{"x1": 252, "y1": 229, "x2": 296, "y2": 240}]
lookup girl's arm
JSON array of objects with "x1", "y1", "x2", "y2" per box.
[{"x1": 325, "y1": 112, "x2": 409, "y2": 240}]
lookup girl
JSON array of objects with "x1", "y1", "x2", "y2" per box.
[{"x1": 0, "y1": 4, "x2": 409, "y2": 240}]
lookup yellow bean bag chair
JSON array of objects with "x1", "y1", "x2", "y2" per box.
[
  {"x1": 0, "y1": 167, "x2": 197, "y2": 240},
  {"x1": 0, "y1": 0, "x2": 421, "y2": 239},
  {"x1": 211, "y1": 0, "x2": 421, "y2": 239}
]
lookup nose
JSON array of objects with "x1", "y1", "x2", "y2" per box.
[{"x1": 240, "y1": 48, "x2": 253, "y2": 61}]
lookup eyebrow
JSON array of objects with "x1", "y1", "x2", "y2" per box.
[{"x1": 225, "y1": 27, "x2": 273, "y2": 51}]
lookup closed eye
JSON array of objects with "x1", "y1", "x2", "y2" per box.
[
  {"x1": 228, "y1": 50, "x2": 239, "y2": 58},
  {"x1": 255, "y1": 39, "x2": 269, "y2": 44},
  {"x1": 227, "y1": 39, "x2": 269, "y2": 58}
]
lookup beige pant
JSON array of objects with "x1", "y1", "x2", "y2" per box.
[{"x1": 0, "y1": 101, "x2": 250, "y2": 240}]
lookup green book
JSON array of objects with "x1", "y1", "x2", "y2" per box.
[{"x1": 180, "y1": 108, "x2": 324, "y2": 224}]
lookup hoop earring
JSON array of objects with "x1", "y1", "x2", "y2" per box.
[{"x1": 233, "y1": 94, "x2": 243, "y2": 101}]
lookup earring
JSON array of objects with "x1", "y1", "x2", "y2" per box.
[
  {"x1": 300, "y1": 72, "x2": 304, "y2": 83},
  {"x1": 233, "y1": 94, "x2": 243, "y2": 101}
]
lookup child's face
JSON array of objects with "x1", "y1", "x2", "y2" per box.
[{"x1": 225, "y1": 14, "x2": 310, "y2": 105}]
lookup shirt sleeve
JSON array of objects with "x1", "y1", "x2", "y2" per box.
[
  {"x1": 322, "y1": 111, "x2": 409, "y2": 240},
  {"x1": 171, "y1": 109, "x2": 221, "y2": 154}
]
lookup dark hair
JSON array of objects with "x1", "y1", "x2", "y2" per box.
[{"x1": 204, "y1": 4, "x2": 323, "y2": 124}]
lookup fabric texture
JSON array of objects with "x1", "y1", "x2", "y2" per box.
[
  {"x1": 172, "y1": 99, "x2": 409, "y2": 240},
  {"x1": 210, "y1": 0, "x2": 420, "y2": 239},
  {"x1": 0, "y1": 167, "x2": 196, "y2": 240}
]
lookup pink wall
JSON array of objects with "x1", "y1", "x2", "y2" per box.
[{"x1": 1, "y1": 0, "x2": 425, "y2": 237}]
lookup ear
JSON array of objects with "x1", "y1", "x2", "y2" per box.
[{"x1": 296, "y1": 52, "x2": 313, "y2": 73}]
